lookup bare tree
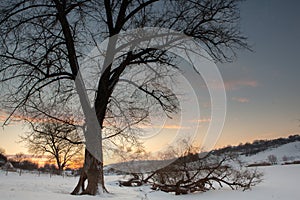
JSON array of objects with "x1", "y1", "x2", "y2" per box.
[
  {"x1": 150, "y1": 152, "x2": 262, "y2": 195},
  {"x1": 267, "y1": 154, "x2": 278, "y2": 165},
  {"x1": 13, "y1": 153, "x2": 26, "y2": 163},
  {"x1": 21, "y1": 120, "x2": 84, "y2": 173},
  {"x1": 0, "y1": 0, "x2": 249, "y2": 195},
  {"x1": 282, "y1": 155, "x2": 289, "y2": 162},
  {"x1": 120, "y1": 141, "x2": 262, "y2": 195}
]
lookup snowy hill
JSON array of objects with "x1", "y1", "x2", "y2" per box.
[
  {"x1": 241, "y1": 141, "x2": 300, "y2": 164},
  {"x1": 103, "y1": 137, "x2": 300, "y2": 174}
]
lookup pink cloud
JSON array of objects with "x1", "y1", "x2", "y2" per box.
[
  {"x1": 0, "y1": 110, "x2": 9, "y2": 123},
  {"x1": 197, "y1": 118, "x2": 211, "y2": 123},
  {"x1": 204, "y1": 79, "x2": 258, "y2": 91},
  {"x1": 191, "y1": 117, "x2": 211, "y2": 123},
  {"x1": 232, "y1": 97, "x2": 250, "y2": 103},
  {"x1": 139, "y1": 124, "x2": 190, "y2": 130},
  {"x1": 0, "y1": 115, "x2": 7, "y2": 122},
  {"x1": 224, "y1": 80, "x2": 258, "y2": 91},
  {"x1": 0, "y1": 110, "x2": 83, "y2": 126},
  {"x1": 163, "y1": 125, "x2": 190, "y2": 129}
]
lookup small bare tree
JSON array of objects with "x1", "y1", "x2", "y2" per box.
[
  {"x1": 14, "y1": 153, "x2": 26, "y2": 163},
  {"x1": 22, "y1": 120, "x2": 84, "y2": 173},
  {"x1": 267, "y1": 155, "x2": 278, "y2": 165},
  {"x1": 282, "y1": 155, "x2": 289, "y2": 162}
]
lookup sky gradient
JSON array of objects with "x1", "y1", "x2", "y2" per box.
[
  {"x1": 217, "y1": 0, "x2": 300, "y2": 146},
  {"x1": 1, "y1": 0, "x2": 300, "y2": 156}
]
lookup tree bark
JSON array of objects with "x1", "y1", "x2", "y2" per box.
[
  {"x1": 53, "y1": 1, "x2": 108, "y2": 195},
  {"x1": 71, "y1": 149, "x2": 107, "y2": 195},
  {"x1": 70, "y1": 170, "x2": 86, "y2": 195}
]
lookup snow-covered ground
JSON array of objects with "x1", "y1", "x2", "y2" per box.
[
  {"x1": 242, "y1": 141, "x2": 300, "y2": 164},
  {"x1": 0, "y1": 164, "x2": 299, "y2": 200}
]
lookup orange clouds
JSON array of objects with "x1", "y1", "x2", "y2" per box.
[
  {"x1": 232, "y1": 97, "x2": 250, "y2": 103},
  {"x1": 204, "y1": 79, "x2": 258, "y2": 91},
  {"x1": 190, "y1": 117, "x2": 211, "y2": 123},
  {"x1": 139, "y1": 124, "x2": 190, "y2": 130},
  {"x1": 195, "y1": 118, "x2": 211, "y2": 123},
  {"x1": 0, "y1": 110, "x2": 84, "y2": 126},
  {"x1": 0, "y1": 115, "x2": 7, "y2": 123},
  {"x1": 224, "y1": 80, "x2": 258, "y2": 91},
  {"x1": 162, "y1": 124, "x2": 190, "y2": 129}
]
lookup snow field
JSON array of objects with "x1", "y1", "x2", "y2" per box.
[{"x1": 0, "y1": 164, "x2": 299, "y2": 200}]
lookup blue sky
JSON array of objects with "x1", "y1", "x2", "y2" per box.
[
  {"x1": 1, "y1": 0, "x2": 300, "y2": 155},
  {"x1": 216, "y1": 0, "x2": 300, "y2": 146}
]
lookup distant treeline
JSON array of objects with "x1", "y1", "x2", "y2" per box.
[
  {"x1": 0, "y1": 153, "x2": 7, "y2": 162},
  {"x1": 213, "y1": 134, "x2": 300, "y2": 156}
]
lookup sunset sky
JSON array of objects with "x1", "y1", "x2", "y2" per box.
[{"x1": 1, "y1": 0, "x2": 300, "y2": 159}]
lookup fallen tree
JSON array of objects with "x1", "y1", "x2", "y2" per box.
[{"x1": 120, "y1": 151, "x2": 263, "y2": 195}]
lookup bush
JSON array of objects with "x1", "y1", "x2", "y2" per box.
[{"x1": 267, "y1": 155, "x2": 278, "y2": 165}]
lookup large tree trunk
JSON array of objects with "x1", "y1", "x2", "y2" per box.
[
  {"x1": 71, "y1": 149, "x2": 107, "y2": 195},
  {"x1": 70, "y1": 72, "x2": 110, "y2": 195}
]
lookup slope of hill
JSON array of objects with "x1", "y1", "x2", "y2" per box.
[
  {"x1": 241, "y1": 141, "x2": 300, "y2": 164},
  {"x1": 104, "y1": 135, "x2": 300, "y2": 174},
  {"x1": 213, "y1": 134, "x2": 300, "y2": 157}
]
